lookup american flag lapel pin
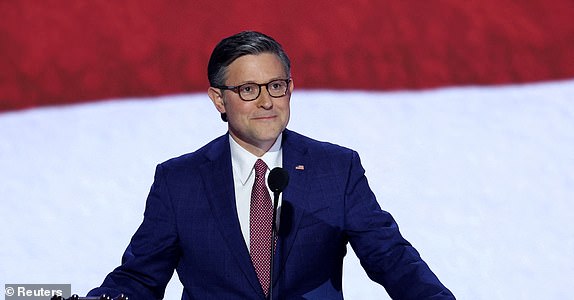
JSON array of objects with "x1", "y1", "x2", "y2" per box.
[{"x1": 295, "y1": 165, "x2": 305, "y2": 170}]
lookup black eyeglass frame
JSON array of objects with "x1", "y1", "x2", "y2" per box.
[{"x1": 215, "y1": 78, "x2": 292, "y2": 101}]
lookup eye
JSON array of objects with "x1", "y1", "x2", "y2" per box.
[
  {"x1": 269, "y1": 80, "x2": 286, "y2": 91},
  {"x1": 239, "y1": 83, "x2": 257, "y2": 94}
]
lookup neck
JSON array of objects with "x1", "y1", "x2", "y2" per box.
[{"x1": 229, "y1": 133, "x2": 277, "y2": 157}]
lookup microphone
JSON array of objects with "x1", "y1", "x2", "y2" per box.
[
  {"x1": 267, "y1": 167, "x2": 289, "y2": 299},
  {"x1": 268, "y1": 167, "x2": 289, "y2": 194}
]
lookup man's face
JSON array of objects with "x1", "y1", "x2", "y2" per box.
[{"x1": 209, "y1": 53, "x2": 293, "y2": 156}]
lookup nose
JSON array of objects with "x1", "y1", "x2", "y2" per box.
[{"x1": 256, "y1": 86, "x2": 273, "y2": 109}]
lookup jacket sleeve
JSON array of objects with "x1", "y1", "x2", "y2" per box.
[
  {"x1": 88, "y1": 164, "x2": 180, "y2": 300},
  {"x1": 343, "y1": 151, "x2": 455, "y2": 299}
]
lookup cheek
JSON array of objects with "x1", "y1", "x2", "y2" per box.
[
  {"x1": 225, "y1": 99, "x2": 246, "y2": 114},
  {"x1": 226, "y1": 103, "x2": 254, "y2": 124},
  {"x1": 279, "y1": 102, "x2": 291, "y2": 117}
]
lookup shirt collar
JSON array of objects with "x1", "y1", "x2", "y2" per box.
[{"x1": 230, "y1": 133, "x2": 283, "y2": 185}]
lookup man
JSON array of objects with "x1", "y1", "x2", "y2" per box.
[{"x1": 88, "y1": 31, "x2": 455, "y2": 299}]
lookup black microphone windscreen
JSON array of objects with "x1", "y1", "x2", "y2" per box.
[{"x1": 268, "y1": 167, "x2": 289, "y2": 193}]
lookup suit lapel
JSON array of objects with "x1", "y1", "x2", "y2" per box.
[
  {"x1": 199, "y1": 131, "x2": 313, "y2": 294},
  {"x1": 199, "y1": 134, "x2": 263, "y2": 295},
  {"x1": 273, "y1": 130, "x2": 309, "y2": 285}
]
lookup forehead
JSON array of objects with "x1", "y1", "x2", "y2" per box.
[{"x1": 225, "y1": 53, "x2": 287, "y2": 84}]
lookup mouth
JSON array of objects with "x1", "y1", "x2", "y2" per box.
[{"x1": 251, "y1": 115, "x2": 277, "y2": 121}]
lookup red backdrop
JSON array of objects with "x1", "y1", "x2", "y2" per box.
[{"x1": 1, "y1": 0, "x2": 574, "y2": 111}]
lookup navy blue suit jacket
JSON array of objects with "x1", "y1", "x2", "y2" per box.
[{"x1": 89, "y1": 129, "x2": 454, "y2": 299}]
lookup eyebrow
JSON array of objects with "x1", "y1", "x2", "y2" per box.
[{"x1": 227, "y1": 76, "x2": 289, "y2": 86}]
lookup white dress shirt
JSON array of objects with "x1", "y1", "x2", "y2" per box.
[{"x1": 229, "y1": 134, "x2": 283, "y2": 251}]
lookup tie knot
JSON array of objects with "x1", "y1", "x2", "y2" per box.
[{"x1": 254, "y1": 159, "x2": 268, "y2": 178}]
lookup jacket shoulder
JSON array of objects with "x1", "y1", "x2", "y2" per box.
[
  {"x1": 158, "y1": 134, "x2": 228, "y2": 172},
  {"x1": 284, "y1": 129, "x2": 356, "y2": 157}
]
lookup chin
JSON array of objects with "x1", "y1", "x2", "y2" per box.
[{"x1": 257, "y1": 129, "x2": 282, "y2": 141}]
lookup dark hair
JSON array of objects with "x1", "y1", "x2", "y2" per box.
[{"x1": 208, "y1": 31, "x2": 291, "y2": 87}]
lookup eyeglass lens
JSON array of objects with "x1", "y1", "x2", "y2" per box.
[{"x1": 239, "y1": 80, "x2": 288, "y2": 101}]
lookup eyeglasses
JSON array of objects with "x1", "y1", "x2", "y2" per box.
[{"x1": 215, "y1": 79, "x2": 291, "y2": 101}]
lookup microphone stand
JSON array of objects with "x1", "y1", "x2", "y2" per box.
[
  {"x1": 267, "y1": 167, "x2": 288, "y2": 300},
  {"x1": 269, "y1": 190, "x2": 280, "y2": 300}
]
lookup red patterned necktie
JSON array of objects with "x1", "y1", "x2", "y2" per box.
[{"x1": 250, "y1": 159, "x2": 273, "y2": 297}]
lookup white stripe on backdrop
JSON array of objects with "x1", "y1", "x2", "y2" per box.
[{"x1": 1, "y1": 80, "x2": 573, "y2": 299}]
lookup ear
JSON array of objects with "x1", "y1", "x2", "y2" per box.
[
  {"x1": 288, "y1": 78, "x2": 294, "y2": 94},
  {"x1": 208, "y1": 87, "x2": 226, "y2": 114}
]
